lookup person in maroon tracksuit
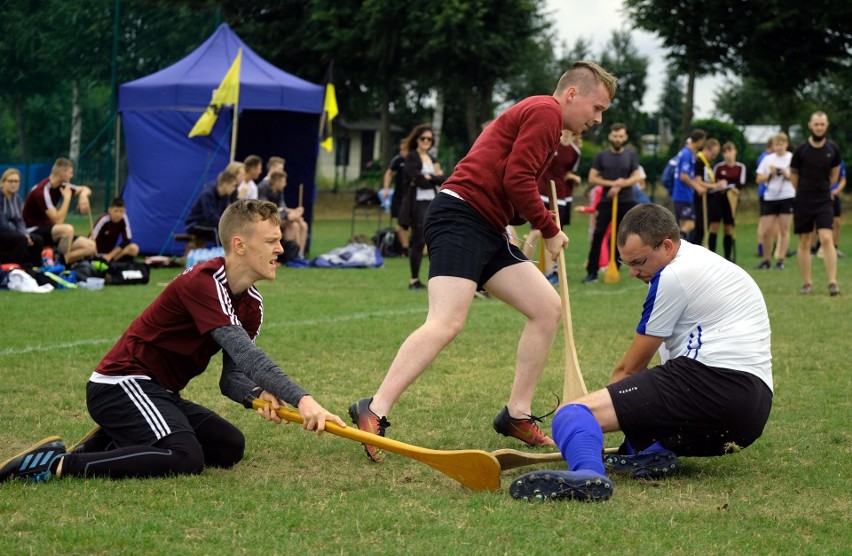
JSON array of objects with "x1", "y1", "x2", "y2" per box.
[{"x1": 349, "y1": 61, "x2": 617, "y2": 462}]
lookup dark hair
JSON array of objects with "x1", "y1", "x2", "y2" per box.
[
  {"x1": 610, "y1": 122, "x2": 628, "y2": 133},
  {"x1": 616, "y1": 204, "x2": 681, "y2": 248},
  {"x1": 690, "y1": 129, "x2": 707, "y2": 143},
  {"x1": 110, "y1": 197, "x2": 126, "y2": 208},
  {"x1": 403, "y1": 124, "x2": 434, "y2": 153},
  {"x1": 244, "y1": 155, "x2": 262, "y2": 169}
]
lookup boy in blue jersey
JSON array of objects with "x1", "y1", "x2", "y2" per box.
[{"x1": 670, "y1": 130, "x2": 707, "y2": 239}]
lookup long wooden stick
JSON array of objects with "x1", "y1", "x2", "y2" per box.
[
  {"x1": 251, "y1": 399, "x2": 500, "y2": 491},
  {"x1": 549, "y1": 181, "x2": 587, "y2": 402},
  {"x1": 298, "y1": 183, "x2": 304, "y2": 208},
  {"x1": 492, "y1": 447, "x2": 618, "y2": 471},
  {"x1": 603, "y1": 195, "x2": 620, "y2": 284}
]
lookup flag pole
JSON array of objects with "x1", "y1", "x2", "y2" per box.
[{"x1": 229, "y1": 48, "x2": 242, "y2": 162}]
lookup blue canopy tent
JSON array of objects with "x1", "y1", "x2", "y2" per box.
[{"x1": 118, "y1": 23, "x2": 324, "y2": 255}]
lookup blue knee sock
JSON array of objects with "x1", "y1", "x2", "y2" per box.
[{"x1": 552, "y1": 404, "x2": 605, "y2": 475}]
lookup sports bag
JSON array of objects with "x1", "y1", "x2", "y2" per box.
[{"x1": 105, "y1": 261, "x2": 150, "y2": 286}]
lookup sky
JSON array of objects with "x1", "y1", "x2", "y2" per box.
[{"x1": 544, "y1": 0, "x2": 723, "y2": 119}]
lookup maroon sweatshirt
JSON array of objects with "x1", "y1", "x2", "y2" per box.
[{"x1": 441, "y1": 95, "x2": 561, "y2": 238}]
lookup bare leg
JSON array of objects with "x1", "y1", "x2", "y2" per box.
[
  {"x1": 51, "y1": 223, "x2": 74, "y2": 256},
  {"x1": 370, "y1": 276, "x2": 478, "y2": 416},
  {"x1": 484, "y1": 262, "x2": 561, "y2": 418},
  {"x1": 797, "y1": 232, "x2": 814, "y2": 285},
  {"x1": 65, "y1": 237, "x2": 97, "y2": 265},
  {"x1": 775, "y1": 213, "x2": 792, "y2": 263},
  {"x1": 818, "y1": 228, "x2": 837, "y2": 284}
]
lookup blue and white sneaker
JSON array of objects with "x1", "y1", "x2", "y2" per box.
[
  {"x1": 0, "y1": 437, "x2": 66, "y2": 483},
  {"x1": 604, "y1": 441, "x2": 678, "y2": 479},
  {"x1": 510, "y1": 469, "x2": 613, "y2": 502}
]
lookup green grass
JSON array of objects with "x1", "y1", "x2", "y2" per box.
[{"x1": 1, "y1": 197, "x2": 850, "y2": 555}]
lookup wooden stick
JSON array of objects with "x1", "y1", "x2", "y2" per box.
[
  {"x1": 603, "y1": 195, "x2": 620, "y2": 284},
  {"x1": 492, "y1": 447, "x2": 619, "y2": 471},
  {"x1": 298, "y1": 183, "x2": 304, "y2": 208},
  {"x1": 549, "y1": 181, "x2": 587, "y2": 402},
  {"x1": 251, "y1": 399, "x2": 500, "y2": 491}
]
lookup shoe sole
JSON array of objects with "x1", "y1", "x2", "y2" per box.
[
  {"x1": 510, "y1": 471, "x2": 613, "y2": 502},
  {"x1": 604, "y1": 451, "x2": 678, "y2": 480},
  {"x1": 347, "y1": 402, "x2": 386, "y2": 463}
]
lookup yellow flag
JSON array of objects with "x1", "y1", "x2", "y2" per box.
[
  {"x1": 188, "y1": 49, "x2": 242, "y2": 138},
  {"x1": 319, "y1": 81, "x2": 338, "y2": 152}
]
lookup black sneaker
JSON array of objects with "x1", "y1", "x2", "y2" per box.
[
  {"x1": 756, "y1": 260, "x2": 771, "y2": 270},
  {"x1": 510, "y1": 470, "x2": 613, "y2": 502},
  {"x1": 348, "y1": 398, "x2": 391, "y2": 462},
  {"x1": 0, "y1": 437, "x2": 66, "y2": 483},
  {"x1": 67, "y1": 426, "x2": 115, "y2": 454},
  {"x1": 408, "y1": 280, "x2": 426, "y2": 290},
  {"x1": 493, "y1": 406, "x2": 556, "y2": 446},
  {"x1": 604, "y1": 443, "x2": 679, "y2": 479},
  {"x1": 582, "y1": 274, "x2": 598, "y2": 283}
]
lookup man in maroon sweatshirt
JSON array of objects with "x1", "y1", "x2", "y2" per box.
[{"x1": 350, "y1": 62, "x2": 617, "y2": 462}]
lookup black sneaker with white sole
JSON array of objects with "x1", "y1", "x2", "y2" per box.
[{"x1": 604, "y1": 445, "x2": 679, "y2": 479}]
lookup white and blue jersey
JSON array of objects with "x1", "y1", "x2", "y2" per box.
[
  {"x1": 637, "y1": 241, "x2": 773, "y2": 391},
  {"x1": 671, "y1": 146, "x2": 696, "y2": 203}
]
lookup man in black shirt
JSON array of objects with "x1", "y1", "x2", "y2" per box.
[{"x1": 790, "y1": 111, "x2": 842, "y2": 296}]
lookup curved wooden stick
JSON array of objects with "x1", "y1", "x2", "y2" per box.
[{"x1": 251, "y1": 399, "x2": 500, "y2": 491}]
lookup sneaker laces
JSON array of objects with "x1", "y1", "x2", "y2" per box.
[{"x1": 513, "y1": 393, "x2": 560, "y2": 424}]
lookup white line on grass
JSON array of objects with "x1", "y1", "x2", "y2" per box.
[{"x1": 0, "y1": 286, "x2": 641, "y2": 358}]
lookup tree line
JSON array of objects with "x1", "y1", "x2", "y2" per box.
[{"x1": 0, "y1": 0, "x2": 848, "y2": 185}]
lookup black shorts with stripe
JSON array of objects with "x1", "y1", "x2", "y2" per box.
[
  {"x1": 606, "y1": 357, "x2": 772, "y2": 457},
  {"x1": 86, "y1": 378, "x2": 224, "y2": 448}
]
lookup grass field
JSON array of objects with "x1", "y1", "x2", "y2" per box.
[{"x1": 1, "y1": 191, "x2": 850, "y2": 555}]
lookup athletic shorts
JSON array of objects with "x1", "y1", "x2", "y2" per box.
[
  {"x1": 30, "y1": 225, "x2": 57, "y2": 248},
  {"x1": 606, "y1": 357, "x2": 773, "y2": 457},
  {"x1": 832, "y1": 194, "x2": 841, "y2": 217},
  {"x1": 707, "y1": 193, "x2": 734, "y2": 225},
  {"x1": 424, "y1": 192, "x2": 527, "y2": 290},
  {"x1": 86, "y1": 378, "x2": 226, "y2": 448},
  {"x1": 539, "y1": 196, "x2": 572, "y2": 227},
  {"x1": 760, "y1": 198, "x2": 795, "y2": 217},
  {"x1": 673, "y1": 201, "x2": 695, "y2": 222},
  {"x1": 794, "y1": 199, "x2": 834, "y2": 234}
]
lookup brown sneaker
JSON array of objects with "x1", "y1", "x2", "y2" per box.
[
  {"x1": 348, "y1": 398, "x2": 391, "y2": 462},
  {"x1": 493, "y1": 406, "x2": 556, "y2": 447}
]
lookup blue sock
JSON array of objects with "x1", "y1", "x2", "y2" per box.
[{"x1": 552, "y1": 404, "x2": 606, "y2": 475}]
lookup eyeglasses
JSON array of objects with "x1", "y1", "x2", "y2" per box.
[
  {"x1": 617, "y1": 240, "x2": 664, "y2": 268},
  {"x1": 418, "y1": 136, "x2": 434, "y2": 142}
]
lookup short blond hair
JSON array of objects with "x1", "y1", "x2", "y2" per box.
[
  {"x1": 555, "y1": 61, "x2": 617, "y2": 99},
  {"x1": 222, "y1": 161, "x2": 246, "y2": 180},
  {"x1": 219, "y1": 199, "x2": 281, "y2": 254},
  {"x1": 51, "y1": 157, "x2": 73, "y2": 176}
]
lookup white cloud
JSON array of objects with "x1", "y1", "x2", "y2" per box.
[{"x1": 544, "y1": 0, "x2": 725, "y2": 119}]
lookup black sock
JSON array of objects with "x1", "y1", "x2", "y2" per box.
[
  {"x1": 708, "y1": 233, "x2": 718, "y2": 252},
  {"x1": 724, "y1": 235, "x2": 733, "y2": 259}
]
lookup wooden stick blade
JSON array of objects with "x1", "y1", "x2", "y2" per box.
[
  {"x1": 492, "y1": 447, "x2": 619, "y2": 471},
  {"x1": 252, "y1": 399, "x2": 500, "y2": 491}
]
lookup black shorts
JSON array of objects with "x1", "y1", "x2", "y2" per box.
[
  {"x1": 606, "y1": 357, "x2": 772, "y2": 457},
  {"x1": 760, "y1": 198, "x2": 794, "y2": 217},
  {"x1": 30, "y1": 225, "x2": 56, "y2": 248},
  {"x1": 540, "y1": 197, "x2": 572, "y2": 228},
  {"x1": 707, "y1": 192, "x2": 734, "y2": 225},
  {"x1": 87, "y1": 378, "x2": 227, "y2": 448},
  {"x1": 673, "y1": 201, "x2": 695, "y2": 222},
  {"x1": 832, "y1": 194, "x2": 841, "y2": 217},
  {"x1": 424, "y1": 192, "x2": 527, "y2": 290},
  {"x1": 794, "y1": 199, "x2": 834, "y2": 234}
]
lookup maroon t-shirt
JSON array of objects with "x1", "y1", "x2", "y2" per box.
[
  {"x1": 538, "y1": 140, "x2": 581, "y2": 199},
  {"x1": 22, "y1": 178, "x2": 79, "y2": 228},
  {"x1": 92, "y1": 213, "x2": 133, "y2": 254},
  {"x1": 441, "y1": 95, "x2": 561, "y2": 238},
  {"x1": 95, "y1": 257, "x2": 263, "y2": 392}
]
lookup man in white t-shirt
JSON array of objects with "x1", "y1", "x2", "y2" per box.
[
  {"x1": 756, "y1": 132, "x2": 795, "y2": 269},
  {"x1": 238, "y1": 155, "x2": 262, "y2": 200},
  {"x1": 510, "y1": 203, "x2": 772, "y2": 503}
]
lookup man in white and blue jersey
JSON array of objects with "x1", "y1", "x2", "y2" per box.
[{"x1": 510, "y1": 203, "x2": 772, "y2": 502}]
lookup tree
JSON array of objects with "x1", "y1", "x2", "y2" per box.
[
  {"x1": 624, "y1": 0, "x2": 749, "y2": 140},
  {"x1": 596, "y1": 30, "x2": 649, "y2": 143},
  {"x1": 656, "y1": 65, "x2": 684, "y2": 153}
]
